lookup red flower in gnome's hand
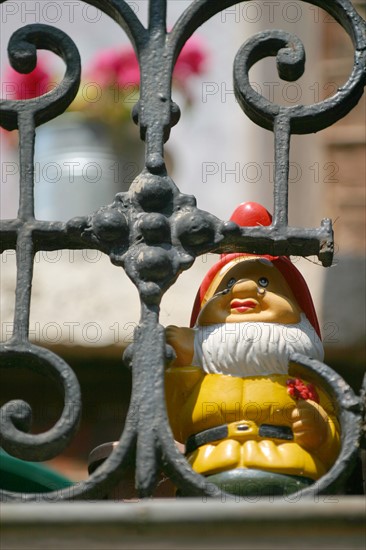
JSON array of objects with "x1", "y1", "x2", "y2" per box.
[
  {"x1": 287, "y1": 378, "x2": 319, "y2": 403},
  {"x1": 287, "y1": 378, "x2": 327, "y2": 450}
]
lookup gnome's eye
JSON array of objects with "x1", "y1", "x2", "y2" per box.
[
  {"x1": 258, "y1": 277, "x2": 269, "y2": 288},
  {"x1": 227, "y1": 277, "x2": 236, "y2": 289}
]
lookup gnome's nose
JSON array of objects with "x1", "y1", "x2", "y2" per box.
[{"x1": 231, "y1": 278, "x2": 258, "y2": 295}]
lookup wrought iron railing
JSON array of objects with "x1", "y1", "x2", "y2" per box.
[{"x1": 1, "y1": 0, "x2": 365, "y2": 501}]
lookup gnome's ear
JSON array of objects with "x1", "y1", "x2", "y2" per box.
[{"x1": 230, "y1": 202, "x2": 272, "y2": 228}]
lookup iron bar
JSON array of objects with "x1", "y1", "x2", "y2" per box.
[{"x1": 272, "y1": 114, "x2": 290, "y2": 229}]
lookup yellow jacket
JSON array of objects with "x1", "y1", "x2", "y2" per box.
[{"x1": 165, "y1": 366, "x2": 340, "y2": 480}]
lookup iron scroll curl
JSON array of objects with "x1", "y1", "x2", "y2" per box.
[
  {"x1": 0, "y1": 0, "x2": 365, "y2": 501},
  {"x1": 0, "y1": 23, "x2": 81, "y2": 131},
  {"x1": 0, "y1": 345, "x2": 82, "y2": 462},
  {"x1": 0, "y1": 23, "x2": 84, "y2": 469},
  {"x1": 233, "y1": 29, "x2": 366, "y2": 134},
  {"x1": 286, "y1": 354, "x2": 362, "y2": 498}
]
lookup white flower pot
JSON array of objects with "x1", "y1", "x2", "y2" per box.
[{"x1": 34, "y1": 113, "x2": 144, "y2": 221}]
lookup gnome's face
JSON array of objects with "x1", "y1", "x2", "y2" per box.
[{"x1": 197, "y1": 258, "x2": 302, "y2": 326}]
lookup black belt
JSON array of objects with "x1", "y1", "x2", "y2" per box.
[{"x1": 185, "y1": 423, "x2": 293, "y2": 455}]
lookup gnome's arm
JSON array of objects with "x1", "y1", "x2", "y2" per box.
[
  {"x1": 165, "y1": 325, "x2": 195, "y2": 366},
  {"x1": 289, "y1": 383, "x2": 340, "y2": 467},
  {"x1": 291, "y1": 399, "x2": 329, "y2": 449}
]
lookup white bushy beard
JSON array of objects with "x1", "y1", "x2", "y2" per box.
[{"x1": 192, "y1": 314, "x2": 324, "y2": 377}]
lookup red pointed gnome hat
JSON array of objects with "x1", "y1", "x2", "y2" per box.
[{"x1": 190, "y1": 202, "x2": 321, "y2": 339}]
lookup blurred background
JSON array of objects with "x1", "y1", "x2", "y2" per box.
[{"x1": 1, "y1": 1, "x2": 365, "y2": 484}]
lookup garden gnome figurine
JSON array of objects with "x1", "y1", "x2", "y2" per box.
[{"x1": 165, "y1": 202, "x2": 340, "y2": 496}]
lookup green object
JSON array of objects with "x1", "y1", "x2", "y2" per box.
[
  {"x1": 205, "y1": 468, "x2": 314, "y2": 497},
  {"x1": 0, "y1": 449, "x2": 73, "y2": 493}
]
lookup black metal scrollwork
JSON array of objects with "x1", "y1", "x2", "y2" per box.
[
  {"x1": 1, "y1": 24, "x2": 81, "y2": 131},
  {"x1": 0, "y1": 0, "x2": 365, "y2": 501},
  {"x1": 0, "y1": 347, "x2": 81, "y2": 462},
  {"x1": 0, "y1": 23, "x2": 82, "y2": 466}
]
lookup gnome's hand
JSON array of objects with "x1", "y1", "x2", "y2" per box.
[
  {"x1": 291, "y1": 399, "x2": 329, "y2": 450},
  {"x1": 165, "y1": 325, "x2": 195, "y2": 366}
]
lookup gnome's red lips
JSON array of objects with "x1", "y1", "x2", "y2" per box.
[{"x1": 230, "y1": 299, "x2": 257, "y2": 312}]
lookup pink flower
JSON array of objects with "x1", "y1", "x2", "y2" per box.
[
  {"x1": 116, "y1": 49, "x2": 140, "y2": 87},
  {"x1": 86, "y1": 35, "x2": 207, "y2": 90},
  {"x1": 174, "y1": 36, "x2": 207, "y2": 83},
  {"x1": 2, "y1": 57, "x2": 52, "y2": 100},
  {"x1": 87, "y1": 47, "x2": 140, "y2": 88}
]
